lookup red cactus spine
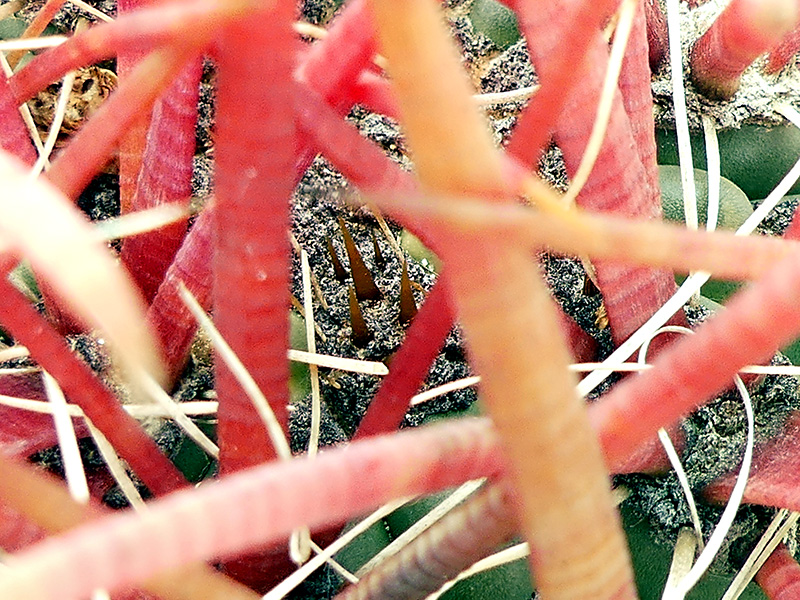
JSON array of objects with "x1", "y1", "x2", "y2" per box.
[
  {"x1": 766, "y1": 24, "x2": 800, "y2": 73},
  {"x1": 518, "y1": 0, "x2": 685, "y2": 346},
  {"x1": 756, "y1": 544, "x2": 800, "y2": 600},
  {"x1": 690, "y1": 0, "x2": 799, "y2": 100},
  {"x1": 120, "y1": 57, "x2": 202, "y2": 302},
  {"x1": 147, "y1": 206, "x2": 214, "y2": 386},
  {"x1": 0, "y1": 261, "x2": 186, "y2": 495},
  {"x1": 0, "y1": 75, "x2": 36, "y2": 164},
  {"x1": 212, "y1": 4, "x2": 297, "y2": 471}
]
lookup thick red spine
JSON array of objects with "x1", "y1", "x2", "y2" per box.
[
  {"x1": 619, "y1": 0, "x2": 661, "y2": 200},
  {"x1": 0, "y1": 264, "x2": 186, "y2": 495},
  {"x1": 690, "y1": 0, "x2": 799, "y2": 100},
  {"x1": 644, "y1": 0, "x2": 669, "y2": 71},
  {"x1": 767, "y1": 24, "x2": 800, "y2": 73},
  {"x1": 121, "y1": 58, "x2": 201, "y2": 302},
  {"x1": 504, "y1": 0, "x2": 623, "y2": 166},
  {"x1": 0, "y1": 74, "x2": 36, "y2": 165},
  {"x1": 118, "y1": 0, "x2": 157, "y2": 214},
  {"x1": 213, "y1": 5, "x2": 297, "y2": 471},
  {"x1": 0, "y1": 418, "x2": 503, "y2": 600},
  {"x1": 147, "y1": 207, "x2": 214, "y2": 387},
  {"x1": 517, "y1": 1, "x2": 684, "y2": 346},
  {"x1": 591, "y1": 248, "x2": 800, "y2": 471},
  {"x1": 756, "y1": 544, "x2": 800, "y2": 600}
]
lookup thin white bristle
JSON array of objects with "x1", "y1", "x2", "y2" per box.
[
  {"x1": 263, "y1": 497, "x2": 411, "y2": 599},
  {"x1": 30, "y1": 71, "x2": 76, "y2": 178},
  {"x1": 84, "y1": 418, "x2": 146, "y2": 511},
  {"x1": 356, "y1": 480, "x2": 485, "y2": 577},
  {"x1": 287, "y1": 349, "x2": 388, "y2": 375},
  {"x1": 177, "y1": 282, "x2": 293, "y2": 459},
  {"x1": 0, "y1": 36, "x2": 68, "y2": 52},
  {"x1": 43, "y1": 372, "x2": 90, "y2": 505}
]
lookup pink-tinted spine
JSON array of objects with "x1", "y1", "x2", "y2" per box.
[
  {"x1": 121, "y1": 57, "x2": 202, "y2": 302},
  {"x1": 294, "y1": 0, "x2": 383, "y2": 173},
  {"x1": 783, "y1": 203, "x2": 800, "y2": 240},
  {"x1": 294, "y1": 83, "x2": 418, "y2": 199},
  {"x1": 47, "y1": 44, "x2": 204, "y2": 201},
  {"x1": 503, "y1": 0, "x2": 623, "y2": 167},
  {"x1": 645, "y1": 0, "x2": 669, "y2": 71},
  {"x1": 689, "y1": 0, "x2": 800, "y2": 100},
  {"x1": 619, "y1": 0, "x2": 661, "y2": 199},
  {"x1": 0, "y1": 74, "x2": 36, "y2": 164},
  {"x1": 755, "y1": 544, "x2": 800, "y2": 600},
  {"x1": 704, "y1": 412, "x2": 800, "y2": 509},
  {"x1": 296, "y1": 0, "x2": 378, "y2": 106},
  {"x1": 354, "y1": 275, "x2": 456, "y2": 438},
  {"x1": 147, "y1": 207, "x2": 214, "y2": 387},
  {"x1": 212, "y1": 5, "x2": 297, "y2": 470},
  {"x1": 0, "y1": 261, "x2": 186, "y2": 495},
  {"x1": 336, "y1": 482, "x2": 517, "y2": 600},
  {"x1": 8, "y1": 0, "x2": 223, "y2": 105},
  {"x1": 0, "y1": 418, "x2": 504, "y2": 600},
  {"x1": 766, "y1": 24, "x2": 800, "y2": 73},
  {"x1": 518, "y1": 1, "x2": 684, "y2": 346},
  {"x1": 0, "y1": 501, "x2": 47, "y2": 553},
  {"x1": 590, "y1": 248, "x2": 800, "y2": 471},
  {"x1": 611, "y1": 426, "x2": 681, "y2": 474},
  {"x1": 344, "y1": 71, "x2": 402, "y2": 120},
  {"x1": 118, "y1": 0, "x2": 157, "y2": 214}
]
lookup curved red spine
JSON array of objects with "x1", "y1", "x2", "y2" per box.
[
  {"x1": 644, "y1": 0, "x2": 668, "y2": 71},
  {"x1": 295, "y1": 0, "x2": 378, "y2": 106},
  {"x1": 147, "y1": 0, "x2": 393, "y2": 392},
  {"x1": 0, "y1": 262, "x2": 186, "y2": 495},
  {"x1": 591, "y1": 248, "x2": 800, "y2": 471},
  {"x1": 515, "y1": 0, "x2": 684, "y2": 346},
  {"x1": 766, "y1": 24, "x2": 800, "y2": 73},
  {"x1": 705, "y1": 412, "x2": 800, "y2": 510},
  {"x1": 0, "y1": 74, "x2": 36, "y2": 165},
  {"x1": 212, "y1": 5, "x2": 298, "y2": 471},
  {"x1": 689, "y1": 0, "x2": 799, "y2": 100},
  {"x1": 118, "y1": 0, "x2": 160, "y2": 214},
  {"x1": 147, "y1": 207, "x2": 214, "y2": 387},
  {"x1": 619, "y1": 0, "x2": 661, "y2": 199},
  {"x1": 47, "y1": 44, "x2": 204, "y2": 201},
  {"x1": 503, "y1": 0, "x2": 623, "y2": 167},
  {"x1": 346, "y1": 71, "x2": 402, "y2": 118},
  {"x1": 121, "y1": 57, "x2": 202, "y2": 302},
  {"x1": 755, "y1": 544, "x2": 800, "y2": 600},
  {"x1": 354, "y1": 274, "x2": 456, "y2": 438}
]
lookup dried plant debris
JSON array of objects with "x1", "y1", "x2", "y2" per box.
[
  {"x1": 28, "y1": 66, "x2": 118, "y2": 139},
  {"x1": 15, "y1": 0, "x2": 116, "y2": 29}
]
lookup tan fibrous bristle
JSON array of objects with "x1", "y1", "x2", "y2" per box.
[
  {"x1": 372, "y1": 230, "x2": 385, "y2": 270},
  {"x1": 348, "y1": 285, "x2": 373, "y2": 347},
  {"x1": 338, "y1": 218, "x2": 382, "y2": 301},
  {"x1": 399, "y1": 260, "x2": 418, "y2": 326},
  {"x1": 326, "y1": 235, "x2": 348, "y2": 282}
]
